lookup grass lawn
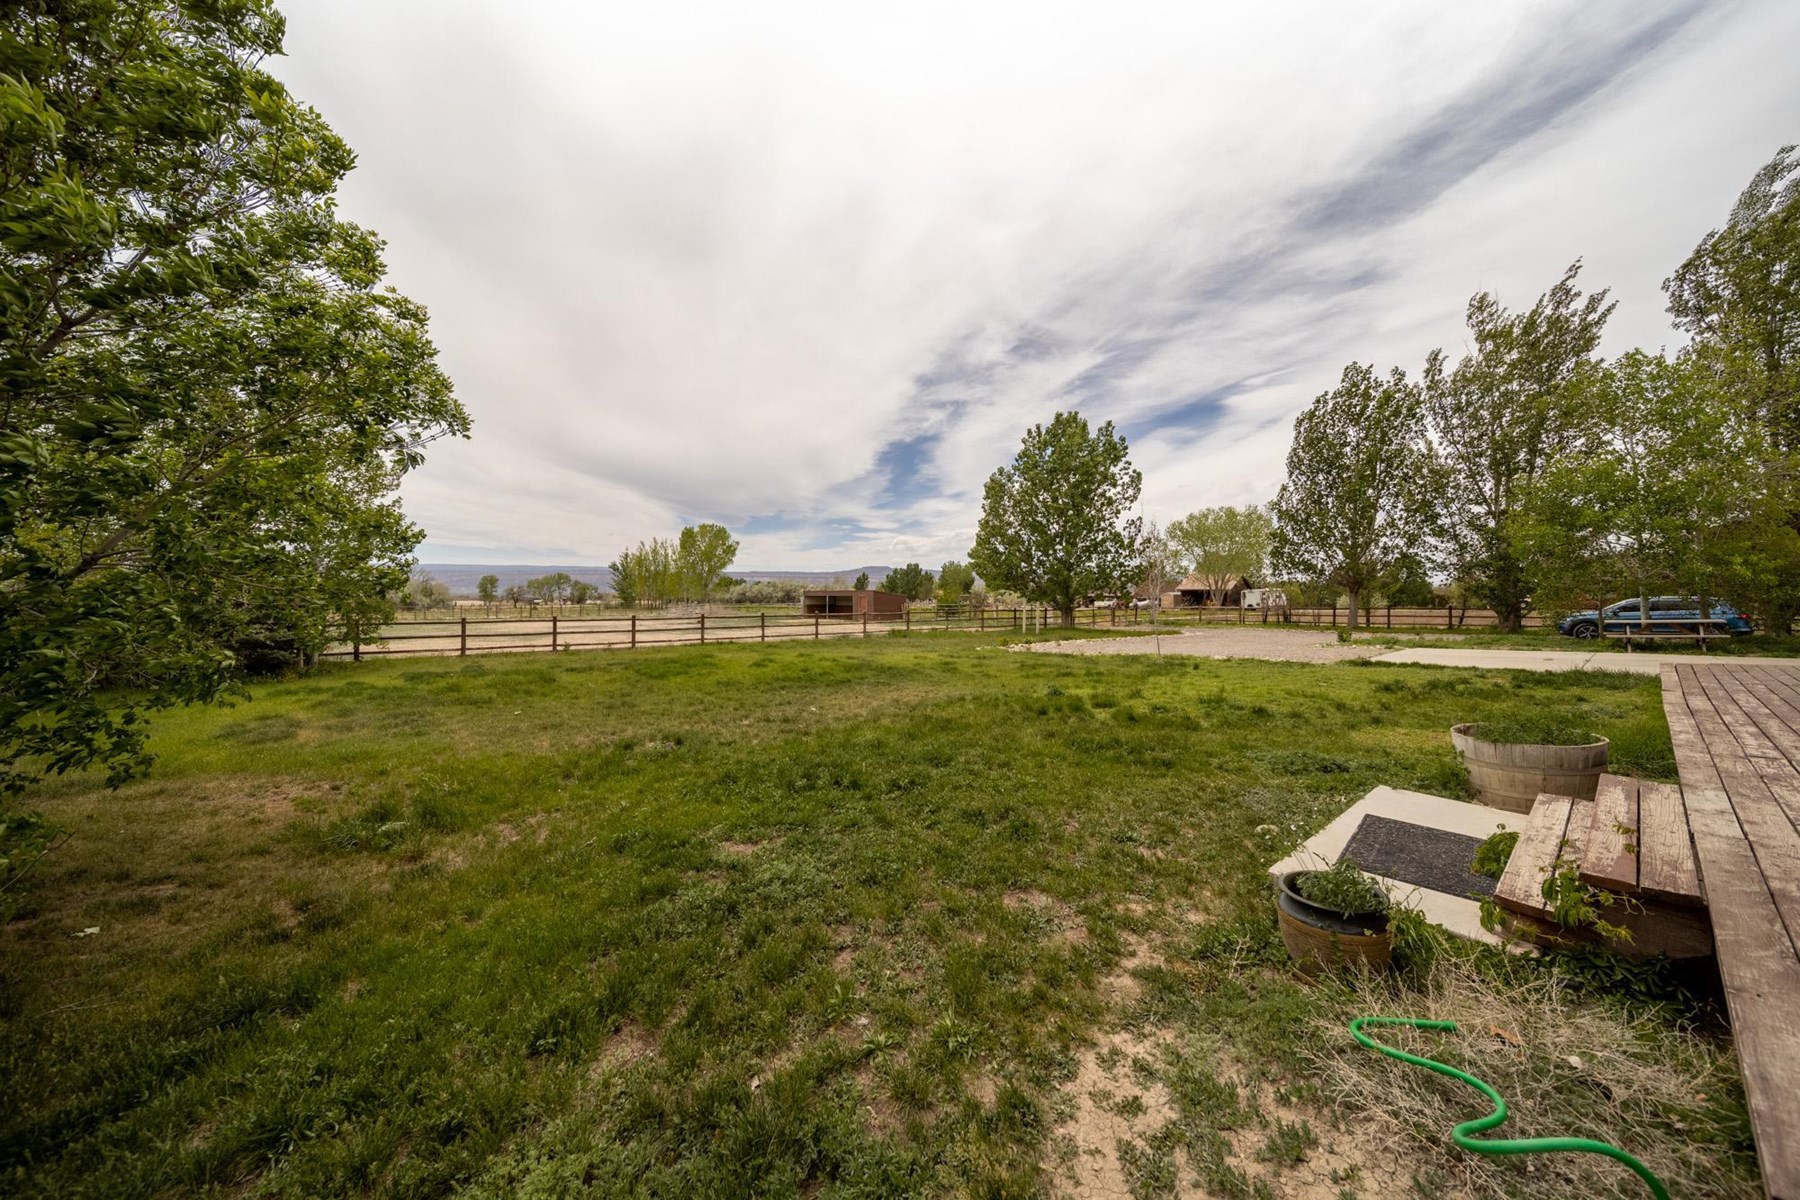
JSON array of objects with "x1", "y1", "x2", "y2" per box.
[
  {"x1": 1, "y1": 633, "x2": 1761, "y2": 1199},
  {"x1": 1350, "y1": 628, "x2": 1800, "y2": 656}
]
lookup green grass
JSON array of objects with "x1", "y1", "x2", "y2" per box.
[
  {"x1": 0, "y1": 635, "x2": 1758, "y2": 1198},
  {"x1": 1352, "y1": 628, "x2": 1800, "y2": 656}
]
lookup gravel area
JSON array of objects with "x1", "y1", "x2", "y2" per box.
[{"x1": 1015, "y1": 626, "x2": 1385, "y2": 663}]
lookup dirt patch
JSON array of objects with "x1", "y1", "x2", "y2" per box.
[
  {"x1": 1017, "y1": 627, "x2": 1386, "y2": 665},
  {"x1": 718, "y1": 838, "x2": 780, "y2": 857},
  {"x1": 1005, "y1": 889, "x2": 1089, "y2": 946},
  {"x1": 588, "y1": 1022, "x2": 657, "y2": 1079}
]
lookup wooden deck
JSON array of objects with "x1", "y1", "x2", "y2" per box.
[{"x1": 1661, "y1": 662, "x2": 1800, "y2": 1200}]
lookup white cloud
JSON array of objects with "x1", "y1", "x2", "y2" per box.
[{"x1": 271, "y1": 0, "x2": 1799, "y2": 568}]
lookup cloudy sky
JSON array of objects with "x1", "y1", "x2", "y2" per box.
[{"x1": 273, "y1": 1, "x2": 1798, "y2": 569}]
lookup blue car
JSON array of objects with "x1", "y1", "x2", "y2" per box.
[{"x1": 1557, "y1": 596, "x2": 1754, "y2": 640}]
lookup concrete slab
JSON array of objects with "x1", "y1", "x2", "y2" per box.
[{"x1": 1269, "y1": 786, "x2": 1518, "y2": 946}]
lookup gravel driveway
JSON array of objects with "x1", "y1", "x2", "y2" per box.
[{"x1": 1015, "y1": 626, "x2": 1387, "y2": 664}]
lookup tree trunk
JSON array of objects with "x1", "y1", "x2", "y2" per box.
[
  {"x1": 1496, "y1": 601, "x2": 1525, "y2": 634},
  {"x1": 1060, "y1": 603, "x2": 1076, "y2": 628},
  {"x1": 1346, "y1": 587, "x2": 1360, "y2": 633}
]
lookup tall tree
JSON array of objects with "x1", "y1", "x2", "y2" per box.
[
  {"x1": 477, "y1": 574, "x2": 499, "y2": 608},
  {"x1": 970, "y1": 412, "x2": 1142, "y2": 627},
  {"x1": 878, "y1": 562, "x2": 933, "y2": 600},
  {"x1": 1167, "y1": 505, "x2": 1270, "y2": 596},
  {"x1": 1137, "y1": 519, "x2": 1177, "y2": 625},
  {"x1": 1513, "y1": 350, "x2": 1796, "y2": 627},
  {"x1": 0, "y1": 2, "x2": 466, "y2": 793},
  {"x1": 1666, "y1": 145, "x2": 1800, "y2": 448},
  {"x1": 1271, "y1": 364, "x2": 1437, "y2": 632},
  {"x1": 937, "y1": 561, "x2": 975, "y2": 599},
  {"x1": 676, "y1": 523, "x2": 738, "y2": 601},
  {"x1": 1423, "y1": 262, "x2": 1614, "y2": 631},
  {"x1": 852, "y1": 571, "x2": 870, "y2": 591}
]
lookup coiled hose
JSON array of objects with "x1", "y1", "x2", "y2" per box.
[{"x1": 1349, "y1": 1016, "x2": 1670, "y2": 1199}]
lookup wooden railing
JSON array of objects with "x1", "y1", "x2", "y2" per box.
[{"x1": 324, "y1": 602, "x2": 1550, "y2": 661}]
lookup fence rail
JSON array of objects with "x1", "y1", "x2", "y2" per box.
[{"x1": 323, "y1": 603, "x2": 1549, "y2": 661}]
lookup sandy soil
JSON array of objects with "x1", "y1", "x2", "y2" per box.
[{"x1": 1016, "y1": 627, "x2": 1387, "y2": 664}]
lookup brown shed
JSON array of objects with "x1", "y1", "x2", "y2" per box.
[{"x1": 802, "y1": 589, "x2": 906, "y2": 617}]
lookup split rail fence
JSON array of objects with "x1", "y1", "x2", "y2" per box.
[{"x1": 323, "y1": 604, "x2": 1541, "y2": 662}]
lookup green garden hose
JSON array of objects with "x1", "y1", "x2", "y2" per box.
[{"x1": 1349, "y1": 1016, "x2": 1670, "y2": 1199}]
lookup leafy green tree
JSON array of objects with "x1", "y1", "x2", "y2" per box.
[
  {"x1": 675, "y1": 523, "x2": 738, "y2": 601},
  {"x1": 526, "y1": 572, "x2": 574, "y2": 606},
  {"x1": 1136, "y1": 519, "x2": 1176, "y2": 623},
  {"x1": 1513, "y1": 350, "x2": 1796, "y2": 627},
  {"x1": 970, "y1": 412, "x2": 1143, "y2": 627},
  {"x1": 568, "y1": 579, "x2": 596, "y2": 606},
  {"x1": 477, "y1": 575, "x2": 500, "y2": 607},
  {"x1": 1423, "y1": 263, "x2": 1614, "y2": 631},
  {"x1": 852, "y1": 571, "x2": 870, "y2": 591},
  {"x1": 1666, "y1": 145, "x2": 1800, "y2": 449},
  {"x1": 878, "y1": 562, "x2": 933, "y2": 600},
  {"x1": 0, "y1": 2, "x2": 466, "y2": 793},
  {"x1": 1271, "y1": 364, "x2": 1437, "y2": 632},
  {"x1": 936, "y1": 561, "x2": 975, "y2": 600},
  {"x1": 503, "y1": 584, "x2": 529, "y2": 607},
  {"x1": 1167, "y1": 505, "x2": 1270, "y2": 597},
  {"x1": 404, "y1": 575, "x2": 453, "y2": 611}
]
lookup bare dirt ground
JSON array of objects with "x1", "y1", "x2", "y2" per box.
[{"x1": 1016, "y1": 627, "x2": 1389, "y2": 664}]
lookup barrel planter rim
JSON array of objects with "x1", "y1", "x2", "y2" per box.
[
  {"x1": 1275, "y1": 870, "x2": 1390, "y2": 934},
  {"x1": 1451, "y1": 723, "x2": 1611, "y2": 812},
  {"x1": 1449, "y1": 722, "x2": 1610, "y2": 755}
]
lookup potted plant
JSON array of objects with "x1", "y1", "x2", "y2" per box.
[
  {"x1": 1450, "y1": 719, "x2": 1609, "y2": 813},
  {"x1": 1274, "y1": 859, "x2": 1392, "y2": 972}
]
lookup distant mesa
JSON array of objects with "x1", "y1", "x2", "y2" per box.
[{"x1": 415, "y1": 564, "x2": 895, "y2": 595}]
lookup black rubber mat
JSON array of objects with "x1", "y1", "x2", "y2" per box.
[{"x1": 1337, "y1": 814, "x2": 1497, "y2": 899}]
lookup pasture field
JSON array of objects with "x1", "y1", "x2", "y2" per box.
[{"x1": 1, "y1": 633, "x2": 1761, "y2": 1199}]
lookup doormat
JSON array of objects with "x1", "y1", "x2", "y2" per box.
[{"x1": 1338, "y1": 815, "x2": 1497, "y2": 900}]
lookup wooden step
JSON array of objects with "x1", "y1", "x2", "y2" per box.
[
  {"x1": 1576, "y1": 773, "x2": 1703, "y2": 907},
  {"x1": 1494, "y1": 793, "x2": 1587, "y2": 919},
  {"x1": 1490, "y1": 788, "x2": 1711, "y2": 961}
]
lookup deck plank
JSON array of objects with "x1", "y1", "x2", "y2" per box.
[
  {"x1": 1662, "y1": 665, "x2": 1800, "y2": 1199},
  {"x1": 1635, "y1": 780, "x2": 1701, "y2": 905},
  {"x1": 1579, "y1": 773, "x2": 1640, "y2": 892},
  {"x1": 1493, "y1": 793, "x2": 1574, "y2": 917}
]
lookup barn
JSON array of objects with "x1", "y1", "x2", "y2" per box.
[
  {"x1": 1162, "y1": 573, "x2": 1252, "y2": 608},
  {"x1": 801, "y1": 589, "x2": 907, "y2": 618}
]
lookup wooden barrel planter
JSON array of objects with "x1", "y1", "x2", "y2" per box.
[
  {"x1": 1450, "y1": 723, "x2": 1609, "y2": 813},
  {"x1": 1274, "y1": 871, "x2": 1391, "y2": 973}
]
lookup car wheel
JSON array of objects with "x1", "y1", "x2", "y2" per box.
[{"x1": 1571, "y1": 622, "x2": 1599, "y2": 639}]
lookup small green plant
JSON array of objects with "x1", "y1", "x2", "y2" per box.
[
  {"x1": 1467, "y1": 719, "x2": 1597, "y2": 747},
  {"x1": 1294, "y1": 859, "x2": 1388, "y2": 917},
  {"x1": 1541, "y1": 853, "x2": 1632, "y2": 944},
  {"x1": 1471, "y1": 829, "x2": 1518, "y2": 879}
]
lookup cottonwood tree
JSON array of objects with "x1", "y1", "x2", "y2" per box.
[
  {"x1": 1423, "y1": 263, "x2": 1614, "y2": 632},
  {"x1": 936, "y1": 561, "x2": 975, "y2": 602},
  {"x1": 0, "y1": 3, "x2": 467, "y2": 792},
  {"x1": 477, "y1": 575, "x2": 500, "y2": 609},
  {"x1": 676, "y1": 523, "x2": 738, "y2": 600},
  {"x1": 970, "y1": 412, "x2": 1143, "y2": 627},
  {"x1": 1513, "y1": 350, "x2": 1796, "y2": 627},
  {"x1": 878, "y1": 562, "x2": 933, "y2": 600},
  {"x1": 1137, "y1": 519, "x2": 1178, "y2": 625},
  {"x1": 1271, "y1": 364, "x2": 1437, "y2": 632},
  {"x1": 1168, "y1": 505, "x2": 1271, "y2": 596},
  {"x1": 1666, "y1": 145, "x2": 1800, "y2": 449}
]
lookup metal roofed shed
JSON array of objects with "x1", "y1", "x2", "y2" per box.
[{"x1": 801, "y1": 589, "x2": 906, "y2": 617}]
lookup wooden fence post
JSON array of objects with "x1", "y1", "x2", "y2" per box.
[
  {"x1": 460, "y1": 616, "x2": 467, "y2": 657},
  {"x1": 352, "y1": 620, "x2": 361, "y2": 663},
  {"x1": 551, "y1": 614, "x2": 558, "y2": 651},
  {"x1": 862, "y1": 611, "x2": 869, "y2": 638},
  {"x1": 1331, "y1": 606, "x2": 1337, "y2": 628},
  {"x1": 905, "y1": 607, "x2": 911, "y2": 631},
  {"x1": 1387, "y1": 606, "x2": 1392, "y2": 629},
  {"x1": 760, "y1": 612, "x2": 766, "y2": 642},
  {"x1": 814, "y1": 615, "x2": 820, "y2": 640},
  {"x1": 699, "y1": 612, "x2": 706, "y2": 644}
]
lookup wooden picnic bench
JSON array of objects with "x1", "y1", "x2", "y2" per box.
[
  {"x1": 1661, "y1": 662, "x2": 1800, "y2": 1199},
  {"x1": 1604, "y1": 614, "x2": 1729, "y2": 650}
]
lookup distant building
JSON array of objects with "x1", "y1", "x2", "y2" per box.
[
  {"x1": 1162, "y1": 573, "x2": 1252, "y2": 608},
  {"x1": 801, "y1": 589, "x2": 907, "y2": 617}
]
